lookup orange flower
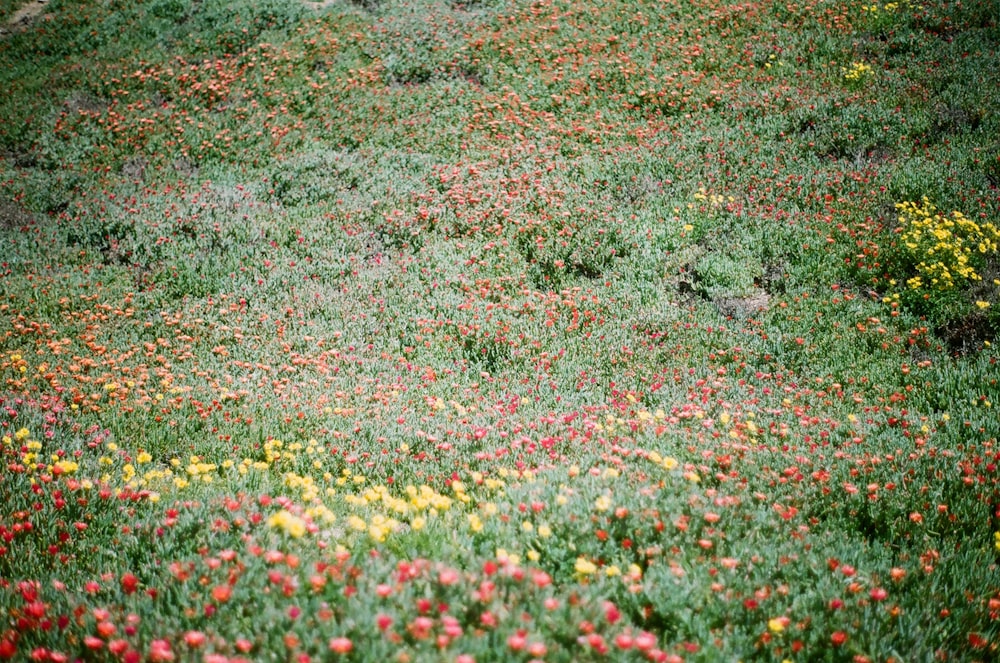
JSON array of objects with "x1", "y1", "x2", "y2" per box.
[{"x1": 211, "y1": 585, "x2": 232, "y2": 603}]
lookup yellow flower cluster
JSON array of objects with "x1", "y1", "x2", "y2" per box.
[
  {"x1": 22, "y1": 438, "x2": 43, "y2": 468},
  {"x1": 347, "y1": 513, "x2": 398, "y2": 542},
  {"x1": 53, "y1": 459, "x2": 79, "y2": 475},
  {"x1": 186, "y1": 456, "x2": 220, "y2": 483},
  {"x1": 646, "y1": 450, "x2": 680, "y2": 471},
  {"x1": 2, "y1": 353, "x2": 28, "y2": 375},
  {"x1": 842, "y1": 62, "x2": 873, "y2": 82},
  {"x1": 268, "y1": 509, "x2": 307, "y2": 538},
  {"x1": 338, "y1": 481, "x2": 483, "y2": 542},
  {"x1": 898, "y1": 198, "x2": 1000, "y2": 291},
  {"x1": 285, "y1": 472, "x2": 321, "y2": 502},
  {"x1": 693, "y1": 187, "x2": 732, "y2": 207},
  {"x1": 861, "y1": 0, "x2": 913, "y2": 14}
]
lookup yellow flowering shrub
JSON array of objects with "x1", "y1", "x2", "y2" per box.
[
  {"x1": 896, "y1": 198, "x2": 1000, "y2": 291},
  {"x1": 842, "y1": 62, "x2": 873, "y2": 84}
]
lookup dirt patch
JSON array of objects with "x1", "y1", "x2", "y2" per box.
[
  {"x1": 1, "y1": 0, "x2": 48, "y2": 36},
  {"x1": 937, "y1": 311, "x2": 996, "y2": 356},
  {"x1": 64, "y1": 91, "x2": 107, "y2": 115},
  {"x1": 714, "y1": 290, "x2": 771, "y2": 320},
  {"x1": 121, "y1": 156, "x2": 148, "y2": 182},
  {"x1": 0, "y1": 198, "x2": 35, "y2": 231}
]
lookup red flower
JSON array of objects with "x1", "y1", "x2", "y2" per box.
[
  {"x1": 0, "y1": 637, "x2": 17, "y2": 660},
  {"x1": 969, "y1": 633, "x2": 989, "y2": 649},
  {"x1": 120, "y1": 574, "x2": 139, "y2": 595},
  {"x1": 831, "y1": 631, "x2": 848, "y2": 646}
]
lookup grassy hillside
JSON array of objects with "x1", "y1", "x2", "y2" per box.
[{"x1": 1, "y1": 0, "x2": 999, "y2": 660}]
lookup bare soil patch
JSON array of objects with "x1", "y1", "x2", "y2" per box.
[
  {"x1": 1, "y1": 0, "x2": 48, "y2": 36},
  {"x1": 0, "y1": 198, "x2": 34, "y2": 231}
]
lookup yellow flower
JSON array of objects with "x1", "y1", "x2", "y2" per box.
[
  {"x1": 768, "y1": 617, "x2": 788, "y2": 634},
  {"x1": 496, "y1": 548, "x2": 521, "y2": 566},
  {"x1": 468, "y1": 514, "x2": 483, "y2": 533},
  {"x1": 368, "y1": 521, "x2": 390, "y2": 542},
  {"x1": 268, "y1": 510, "x2": 307, "y2": 538},
  {"x1": 594, "y1": 494, "x2": 612, "y2": 512},
  {"x1": 574, "y1": 557, "x2": 597, "y2": 575},
  {"x1": 53, "y1": 460, "x2": 78, "y2": 474},
  {"x1": 842, "y1": 62, "x2": 873, "y2": 82}
]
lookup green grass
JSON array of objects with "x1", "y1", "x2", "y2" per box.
[{"x1": 1, "y1": 0, "x2": 1000, "y2": 660}]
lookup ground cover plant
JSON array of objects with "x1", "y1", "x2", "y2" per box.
[{"x1": 1, "y1": 0, "x2": 999, "y2": 659}]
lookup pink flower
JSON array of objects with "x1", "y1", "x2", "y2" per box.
[
  {"x1": 526, "y1": 641, "x2": 547, "y2": 657},
  {"x1": 438, "y1": 568, "x2": 460, "y2": 586},
  {"x1": 148, "y1": 639, "x2": 174, "y2": 662},
  {"x1": 108, "y1": 639, "x2": 129, "y2": 656},
  {"x1": 328, "y1": 637, "x2": 352, "y2": 654},
  {"x1": 507, "y1": 632, "x2": 527, "y2": 651},
  {"x1": 634, "y1": 631, "x2": 657, "y2": 651},
  {"x1": 183, "y1": 631, "x2": 206, "y2": 648},
  {"x1": 614, "y1": 633, "x2": 634, "y2": 650}
]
